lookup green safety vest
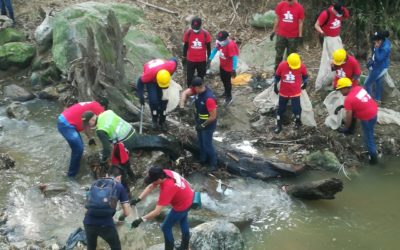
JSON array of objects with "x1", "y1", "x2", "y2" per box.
[{"x1": 96, "y1": 110, "x2": 134, "y2": 142}]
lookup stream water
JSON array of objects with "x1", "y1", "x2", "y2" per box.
[{"x1": 0, "y1": 99, "x2": 399, "y2": 249}]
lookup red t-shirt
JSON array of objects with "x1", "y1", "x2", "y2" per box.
[
  {"x1": 141, "y1": 59, "x2": 177, "y2": 83},
  {"x1": 276, "y1": 61, "x2": 307, "y2": 97},
  {"x1": 183, "y1": 29, "x2": 211, "y2": 62},
  {"x1": 333, "y1": 55, "x2": 361, "y2": 89},
  {"x1": 61, "y1": 102, "x2": 105, "y2": 132},
  {"x1": 190, "y1": 87, "x2": 217, "y2": 111},
  {"x1": 344, "y1": 86, "x2": 378, "y2": 120},
  {"x1": 216, "y1": 40, "x2": 239, "y2": 72},
  {"x1": 317, "y1": 6, "x2": 349, "y2": 37},
  {"x1": 157, "y1": 170, "x2": 194, "y2": 211},
  {"x1": 275, "y1": 1, "x2": 305, "y2": 38}
]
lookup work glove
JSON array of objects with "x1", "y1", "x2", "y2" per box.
[
  {"x1": 334, "y1": 105, "x2": 344, "y2": 115},
  {"x1": 88, "y1": 138, "x2": 96, "y2": 146},
  {"x1": 130, "y1": 197, "x2": 141, "y2": 206},
  {"x1": 301, "y1": 83, "x2": 307, "y2": 90},
  {"x1": 231, "y1": 70, "x2": 237, "y2": 78},
  {"x1": 270, "y1": 32, "x2": 275, "y2": 41},
  {"x1": 139, "y1": 97, "x2": 145, "y2": 106},
  {"x1": 273, "y1": 83, "x2": 279, "y2": 95},
  {"x1": 131, "y1": 218, "x2": 143, "y2": 228},
  {"x1": 118, "y1": 214, "x2": 126, "y2": 222},
  {"x1": 337, "y1": 126, "x2": 351, "y2": 136},
  {"x1": 195, "y1": 123, "x2": 206, "y2": 131}
]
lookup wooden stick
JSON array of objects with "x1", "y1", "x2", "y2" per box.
[
  {"x1": 226, "y1": 152, "x2": 240, "y2": 162},
  {"x1": 208, "y1": 174, "x2": 234, "y2": 189},
  {"x1": 135, "y1": 0, "x2": 178, "y2": 16}
]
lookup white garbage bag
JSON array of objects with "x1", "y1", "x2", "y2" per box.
[
  {"x1": 162, "y1": 80, "x2": 182, "y2": 113},
  {"x1": 323, "y1": 90, "x2": 345, "y2": 129},
  {"x1": 378, "y1": 108, "x2": 400, "y2": 126}
]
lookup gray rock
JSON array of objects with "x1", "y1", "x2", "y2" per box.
[
  {"x1": 34, "y1": 10, "x2": 54, "y2": 52},
  {"x1": 0, "y1": 15, "x2": 13, "y2": 29},
  {"x1": 239, "y1": 38, "x2": 275, "y2": 72},
  {"x1": 37, "y1": 86, "x2": 59, "y2": 100},
  {"x1": 285, "y1": 178, "x2": 344, "y2": 200},
  {"x1": 10, "y1": 241, "x2": 28, "y2": 249},
  {"x1": 0, "y1": 153, "x2": 15, "y2": 170},
  {"x1": 6, "y1": 102, "x2": 30, "y2": 120},
  {"x1": 147, "y1": 243, "x2": 164, "y2": 250},
  {"x1": 190, "y1": 220, "x2": 244, "y2": 250},
  {"x1": 3, "y1": 84, "x2": 35, "y2": 102},
  {"x1": 38, "y1": 183, "x2": 69, "y2": 197}
]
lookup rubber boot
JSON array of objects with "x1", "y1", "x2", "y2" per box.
[
  {"x1": 159, "y1": 113, "x2": 167, "y2": 132},
  {"x1": 369, "y1": 153, "x2": 378, "y2": 165},
  {"x1": 151, "y1": 115, "x2": 159, "y2": 130},
  {"x1": 176, "y1": 236, "x2": 190, "y2": 250},
  {"x1": 273, "y1": 117, "x2": 282, "y2": 134},
  {"x1": 294, "y1": 116, "x2": 302, "y2": 129},
  {"x1": 165, "y1": 241, "x2": 174, "y2": 250}
]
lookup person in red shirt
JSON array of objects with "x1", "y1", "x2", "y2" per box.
[
  {"x1": 208, "y1": 30, "x2": 239, "y2": 106},
  {"x1": 270, "y1": 0, "x2": 305, "y2": 71},
  {"x1": 131, "y1": 166, "x2": 194, "y2": 250},
  {"x1": 331, "y1": 48, "x2": 361, "y2": 90},
  {"x1": 57, "y1": 97, "x2": 108, "y2": 177},
  {"x1": 273, "y1": 53, "x2": 308, "y2": 134},
  {"x1": 182, "y1": 16, "x2": 211, "y2": 87},
  {"x1": 180, "y1": 77, "x2": 218, "y2": 171},
  {"x1": 136, "y1": 58, "x2": 177, "y2": 131},
  {"x1": 314, "y1": 2, "x2": 350, "y2": 91},
  {"x1": 336, "y1": 78, "x2": 379, "y2": 164}
]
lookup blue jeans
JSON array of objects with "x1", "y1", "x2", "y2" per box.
[
  {"x1": 160, "y1": 208, "x2": 190, "y2": 246},
  {"x1": 0, "y1": 0, "x2": 14, "y2": 20},
  {"x1": 364, "y1": 68, "x2": 387, "y2": 102},
  {"x1": 57, "y1": 115, "x2": 84, "y2": 176},
  {"x1": 197, "y1": 127, "x2": 217, "y2": 168},
  {"x1": 277, "y1": 96, "x2": 301, "y2": 117},
  {"x1": 360, "y1": 116, "x2": 377, "y2": 156}
]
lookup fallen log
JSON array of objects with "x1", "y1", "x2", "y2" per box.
[{"x1": 283, "y1": 178, "x2": 343, "y2": 200}]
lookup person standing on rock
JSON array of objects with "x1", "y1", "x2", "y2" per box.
[
  {"x1": 208, "y1": 30, "x2": 239, "y2": 106},
  {"x1": 331, "y1": 48, "x2": 361, "y2": 90},
  {"x1": 57, "y1": 98, "x2": 108, "y2": 177},
  {"x1": 336, "y1": 77, "x2": 379, "y2": 164},
  {"x1": 131, "y1": 166, "x2": 194, "y2": 250},
  {"x1": 273, "y1": 53, "x2": 308, "y2": 134},
  {"x1": 182, "y1": 16, "x2": 211, "y2": 87},
  {"x1": 0, "y1": 0, "x2": 15, "y2": 22},
  {"x1": 84, "y1": 167, "x2": 130, "y2": 250},
  {"x1": 180, "y1": 77, "x2": 218, "y2": 171},
  {"x1": 270, "y1": 0, "x2": 305, "y2": 71},
  {"x1": 136, "y1": 58, "x2": 178, "y2": 131},
  {"x1": 364, "y1": 30, "x2": 391, "y2": 104},
  {"x1": 314, "y1": 2, "x2": 350, "y2": 91}
]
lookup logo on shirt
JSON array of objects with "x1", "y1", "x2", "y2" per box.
[
  {"x1": 147, "y1": 59, "x2": 164, "y2": 69},
  {"x1": 219, "y1": 51, "x2": 226, "y2": 60},
  {"x1": 330, "y1": 18, "x2": 341, "y2": 29},
  {"x1": 336, "y1": 68, "x2": 346, "y2": 78},
  {"x1": 284, "y1": 71, "x2": 296, "y2": 83},
  {"x1": 172, "y1": 171, "x2": 186, "y2": 189},
  {"x1": 191, "y1": 38, "x2": 202, "y2": 49},
  {"x1": 356, "y1": 88, "x2": 371, "y2": 103},
  {"x1": 283, "y1": 11, "x2": 294, "y2": 23}
]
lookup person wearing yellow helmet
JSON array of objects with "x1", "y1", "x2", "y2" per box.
[
  {"x1": 331, "y1": 48, "x2": 361, "y2": 90},
  {"x1": 336, "y1": 77, "x2": 379, "y2": 164},
  {"x1": 136, "y1": 58, "x2": 177, "y2": 131},
  {"x1": 273, "y1": 53, "x2": 309, "y2": 134}
]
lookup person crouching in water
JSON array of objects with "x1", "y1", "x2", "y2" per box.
[
  {"x1": 130, "y1": 166, "x2": 194, "y2": 250},
  {"x1": 273, "y1": 53, "x2": 308, "y2": 134},
  {"x1": 180, "y1": 77, "x2": 218, "y2": 172}
]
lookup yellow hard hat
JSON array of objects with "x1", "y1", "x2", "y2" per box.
[
  {"x1": 156, "y1": 69, "x2": 171, "y2": 89},
  {"x1": 336, "y1": 77, "x2": 352, "y2": 90},
  {"x1": 333, "y1": 48, "x2": 347, "y2": 66},
  {"x1": 287, "y1": 53, "x2": 301, "y2": 70}
]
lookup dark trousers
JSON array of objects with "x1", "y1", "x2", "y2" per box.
[
  {"x1": 219, "y1": 67, "x2": 232, "y2": 98},
  {"x1": 197, "y1": 127, "x2": 217, "y2": 168},
  {"x1": 277, "y1": 96, "x2": 301, "y2": 118},
  {"x1": 186, "y1": 60, "x2": 207, "y2": 87},
  {"x1": 0, "y1": 0, "x2": 14, "y2": 20},
  {"x1": 84, "y1": 224, "x2": 121, "y2": 250},
  {"x1": 146, "y1": 82, "x2": 168, "y2": 124},
  {"x1": 361, "y1": 116, "x2": 377, "y2": 156},
  {"x1": 161, "y1": 208, "x2": 190, "y2": 248},
  {"x1": 275, "y1": 35, "x2": 299, "y2": 71}
]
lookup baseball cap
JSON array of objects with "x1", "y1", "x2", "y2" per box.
[
  {"x1": 82, "y1": 111, "x2": 95, "y2": 126},
  {"x1": 217, "y1": 31, "x2": 229, "y2": 41},
  {"x1": 144, "y1": 166, "x2": 165, "y2": 185},
  {"x1": 191, "y1": 17, "x2": 202, "y2": 30},
  {"x1": 191, "y1": 76, "x2": 203, "y2": 87}
]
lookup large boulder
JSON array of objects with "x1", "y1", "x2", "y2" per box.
[
  {"x1": 52, "y1": 2, "x2": 171, "y2": 81},
  {"x1": 284, "y1": 178, "x2": 344, "y2": 200},
  {"x1": 0, "y1": 42, "x2": 36, "y2": 70},
  {"x1": 240, "y1": 37, "x2": 275, "y2": 72},
  {"x1": 3, "y1": 84, "x2": 35, "y2": 101},
  {"x1": 35, "y1": 10, "x2": 55, "y2": 52},
  {"x1": 190, "y1": 220, "x2": 244, "y2": 250},
  {"x1": 0, "y1": 28, "x2": 25, "y2": 45}
]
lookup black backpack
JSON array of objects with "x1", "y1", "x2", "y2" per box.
[
  {"x1": 85, "y1": 178, "x2": 119, "y2": 217},
  {"x1": 315, "y1": 8, "x2": 331, "y2": 44}
]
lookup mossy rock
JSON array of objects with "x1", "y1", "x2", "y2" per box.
[
  {"x1": 0, "y1": 42, "x2": 36, "y2": 70},
  {"x1": 52, "y1": 1, "x2": 170, "y2": 79},
  {"x1": 305, "y1": 150, "x2": 341, "y2": 171},
  {"x1": 0, "y1": 28, "x2": 25, "y2": 45},
  {"x1": 250, "y1": 10, "x2": 276, "y2": 29}
]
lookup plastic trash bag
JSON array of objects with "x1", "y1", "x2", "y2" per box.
[{"x1": 250, "y1": 10, "x2": 276, "y2": 29}]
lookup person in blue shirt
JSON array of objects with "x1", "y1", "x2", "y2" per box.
[
  {"x1": 364, "y1": 30, "x2": 391, "y2": 103},
  {"x1": 83, "y1": 167, "x2": 130, "y2": 250}
]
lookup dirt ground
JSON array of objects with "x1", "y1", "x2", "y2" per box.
[{"x1": 11, "y1": 0, "x2": 400, "y2": 167}]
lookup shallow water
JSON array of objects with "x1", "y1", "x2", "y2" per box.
[{"x1": 0, "y1": 100, "x2": 399, "y2": 250}]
